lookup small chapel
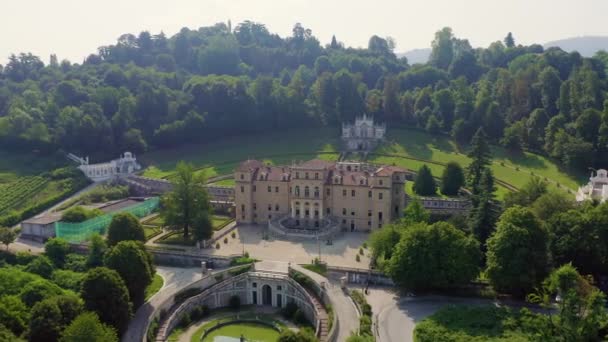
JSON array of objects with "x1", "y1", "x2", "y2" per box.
[{"x1": 341, "y1": 114, "x2": 386, "y2": 151}]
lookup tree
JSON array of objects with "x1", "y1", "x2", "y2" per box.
[
  {"x1": 527, "y1": 264, "x2": 607, "y2": 341},
  {"x1": 503, "y1": 176, "x2": 548, "y2": 208},
  {"x1": 0, "y1": 227, "x2": 17, "y2": 250},
  {"x1": 531, "y1": 190, "x2": 575, "y2": 222},
  {"x1": 104, "y1": 241, "x2": 154, "y2": 307},
  {"x1": 60, "y1": 206, "x2": 102, "y2": 223},
  {"x1": 161, "y1": 162, "x2": 212, "y2": 239},
  {"x1": 277, "y1": 328, "x2": 317, "y2": 342},
  {"x1": 466, "y1": 128, "x2": 492, "y2": 192},
  {"x1": 485, "y1": 206, "x2": 549, "y2": 296},
  {"x1": 80, "y1": 267, "x2": 132, "y2": 335},
  {"x1": 440, "y1": 162, "x2": 464, "y2": 196},
  {"x1": 87, "y1": 234, "x2": 107, "y2": 268},
  {"x1": 413, "y1": 165, "x2": 436, "y2": 196},
  {"x1": 504, "y1": 32, "x2": 515, "y2": 48},
  {"x1": 60, "y1": 312, "x2": 118, "y2": 342},
  {"x1": 369, "y1": 224, "x2": 401, "y2": 265},
  {"x1": 0, "y1": 296, "x2": 29, "y2": 337},
  {"x1": 469, "y1": 169, "x2": 499, "y2": 248},
  {"x1": 402, "y1": 199, "x2": 430, "y2": 224},
  {"x1": 44, "y1": 238, "x2": 70, "y2": 267},
  {"x1": 29, "y1": 295, "x2": 83, "y2": 342},
  {"x1": 387, "y1": 222, "x2": 480, "y2": 290},
  {"x1": 430, "y1": 27, "x2": 454, "y2": 70},
  {"x1": 24, "y1": 256, "x2": 54, "y2": 279},
  {"x1": 19, "y1": 280, "x2": 64, "y2": 307},
  {"x1": 106, "y1": 212, "x2": 145, "y2": 246},
  {"x1": 546, "y1": 203, "x2": 608, "y2": 277}
]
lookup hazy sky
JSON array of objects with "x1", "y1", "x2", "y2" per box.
[{"x1": 3, "y1": 0, "x2": 608, "y2": 64}]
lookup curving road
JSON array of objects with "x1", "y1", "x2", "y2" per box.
[
  {"x1": 366, "y1": 288, "x2": 493, "y2": 342},
  {"x1": 122, "y1": 266, "x2": 202, "y2": 342}
]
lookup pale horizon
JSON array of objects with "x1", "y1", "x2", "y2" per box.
[{"x1": 3, "y1": 0, "x2": 608, "y2": 65}]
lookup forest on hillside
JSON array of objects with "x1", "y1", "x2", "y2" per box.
[{"x1": 1, "y1": 22, "x2": 607, "y2": 170}]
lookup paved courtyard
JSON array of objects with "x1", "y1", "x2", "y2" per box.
[{"x1": 207, "y1": 224, "x2": 372, "y2": 268}]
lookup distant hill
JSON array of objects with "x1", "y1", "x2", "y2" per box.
[
  {"x1": 544, "y1": 36, "x2": 608, "y2": 57},
  {"x1": 398, "y1": 48, "x2": 431, "y2": 65}
]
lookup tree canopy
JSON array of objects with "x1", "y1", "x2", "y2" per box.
[
  {"x1": 412, "y1": 164, "x2": 437, "y2": 196},
  {"x1": 0, "y1": 22, "x2": 606, "y2": 171},
  {"x1": 106, "y1": 212, "x2": 145, "y2": 247},
  {"x1": 104, "y1": 241, "x2": 155, "y2": 307},
  {"x1": 161, "y1": 162, "x2": 212, "y2": 239}
]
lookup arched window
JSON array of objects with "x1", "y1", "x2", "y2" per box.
[
  {"x1": 295, "y1": 186, "x2": 300, "y2": 196},
  {"x1": 314, "y1": 187, "x2": 319, "y2": 198},
  {"x1": 304, "y1": 186, "x2": 310, "y2": 197}
]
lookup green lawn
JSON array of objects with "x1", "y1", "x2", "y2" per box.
[
  {"x1": 143, "y1": 225, "x2": 162, "y2": 240},
  {"x1": 139, "y1": 127, "x2": 341, "y2": 179},
  {"x1": 158, "y1": 232, "x2": 197, "y2": 246},
  {"x1": 370, "y1": 128, "x2": 585, "y2": 198},
  {"x1": 414, "y1": 305, "x2": 541, "y2": 342},
  {"x1": 190, "y1": 312, "x2": 286, "y2": 342},
  {"x1": 210, "y1": 178, "x2": 236, "y2": 187},
  {"x1": 202, "y1": 322, "x2": 279, "y2": 342},
  {"x1": 145, "y1": 274, "x2": 164, "y2": 301},
  {"x1": 212, "y1": 215, "x2": 233, "y2": 231}
]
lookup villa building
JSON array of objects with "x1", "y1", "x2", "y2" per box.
[
  {"x1": 68, "y1": 152, "x2": 141, "y2": 182},
  {"x1": 342, "y1": 114, "x2": 386, "y2": 151},
  {"x1": 576, "y1": 169, "x2": 608, "y2": 203},
  {"x1": 234, "y1": 159, "x2": 407, "y2": 232}
]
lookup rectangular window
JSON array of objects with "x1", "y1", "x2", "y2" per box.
[
  {"x1": 351, "y1": 211, "x2": 355, "y2": 216},
  {"x1": 379, "y1": 192, "x2": 383, "y2": 200},
  {"x1": 268, "y1": 186, "x2": 271, "y2": 192},
  {"x1": 240, "y1": 174, "x2": 244, "y2": 180},
  {"x1": 275, "y1": 186, "x2": 279, "y2": 193},
  {"x1": 351, "y1": 190, "x2": 356, "y2": 197},
  {"x1": 342, "y1": 208, "x2": 346, "y2": 215},
  {"x1": 326, "y1": 188, "x2": 330, "y2": 196},
  {"x1": 368, "y1": 190, "x2": 372, "y2": 198},
  {"x1": 295, "y1": 172, "x2": 299, "y2": 179},
  {"x1": 275, "y1": 205, "x2": 280, "y2": 211},
  {"x1": 379, "y1": 180, "x2": 384, "y2": 186},
  {"x1": 253, "y1": 203, "x2": 257, "y2": 210},
  {"x1": 315, "y1": 173, "x2": 319, "y2": 179},
  {"x1": 240, "y1": 186, "x2": 244, "y2": 193},
  {"x1": 305, "y1": 172, "x2": 309, "y2": 179},
  {"x1": 268, "y1": 204, "x2": 272, "y2": 211},
  {"x1": 326, "y1": 208, "x2": 331, "y2": 214},
  {"x1": 368, "y1": 210, "x2": 372, "y2": 217},
  {"x1": 342, "y1": 189, "x2": 347, "y2": 197}
]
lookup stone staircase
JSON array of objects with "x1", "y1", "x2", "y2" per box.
[{"x1": 302, "y1": 287, "x2": 329, "y2": 341}]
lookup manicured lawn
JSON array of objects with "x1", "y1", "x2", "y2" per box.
[
  {"x1": 144, "y1": 215, "x2": 165, "y2": 226},
  {"x1": 370, "y1": 128, "x2": 585, "y2": 198},
  {"x1": 143, "y1": 225, "x2": 162, "y2": 240},
  {"x1": 139, "y1": 127, "x2": 340, "y2": 179},
  {"x1": 202, "y1": 322, "x2": 279, "y2": 341},
  {"x1": 414, "y1": 305, "x2": 540, "y2": 342},
  {"x1": 145, "y1": 274, "x2": 164, "y2": 301},
  {"x1": 210, "y1": 178, "x2": 236, "y2": 186},
  {"x1": 212, "y1": 215, "x2": 233, "y2": 231},
  {"x1": 157, "y1": 231, "x2": 197, "y2": 246},
  {"x1": 190, "y1": 311, "x2": 286, "y2": 342}
]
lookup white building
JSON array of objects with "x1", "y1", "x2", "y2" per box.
[
  {"x1": 70, "y1": 152, "x2": 141, "y2": 182},
  {"x1": 576, "y1": 169, "x2": 608, "y2": 203},
  {"x1": 341, "y1": 114, "x2": 386, "y2": 151}
]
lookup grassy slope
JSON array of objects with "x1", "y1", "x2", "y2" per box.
[
  {"x1": 145, "y1": 273, "x2": 164, "y2": 301},
  {"x1": 138, "y1": 127, "x2": 583, "y2": 199},
  {"x1": 139, "y1": 127, "x2": 341, "y2": 179},
  {"x1": 0, "y1": 150, "x2": 66, "y2": 184}
]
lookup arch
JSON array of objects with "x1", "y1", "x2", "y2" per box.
[{"x1": 262, "y1": 284, "x2": 272, "y2": 306}]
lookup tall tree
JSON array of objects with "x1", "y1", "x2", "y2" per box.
[
  {"x1": 440, "y1": 162, "x2": 464, "y2": 196},
  {"x1": 106, "y1": 212, "x2": 145, "y2": 247},
  {"x1": 486, "y1": 206, "x2": 549, "y2": 297},
  {"x1": 469, "y1": 169, "x2": 498, "y2": 247},
  {"x1": 430, "y1": 27, "x2": 454, "y2": 70},
  {"x1": 104, "y1": 241, "x2": 154, "y2": 307},
  {"x1": 161, "y1": 162, "x2": 212, "y2": 239},
  {"x1": 504, "y1": 32, "x2": 515, "y2": 48},
  {"x1": 466, "y1": 128, "x2": 492, "y2": 192},
  {"x1": 387, "y1": 222, "x2": 480, "y2": 290},
  {"x1": 60, "y1": 312, "x2": 118, "y2": 342},
  {"x1": 413, "y1": 165, "x2": 437, "y2": 196},
  {"x1": 80, "y1": 267, "x2": 132, "y2": 335}
]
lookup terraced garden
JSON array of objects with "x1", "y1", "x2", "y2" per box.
[{"x1": 139, "y1": 127, "x2": 585, "y2": 199}]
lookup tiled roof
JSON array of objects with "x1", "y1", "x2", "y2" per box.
[
  {"x1": 374, "y1": 165, "x2": 407, "y2": 176},
  {"x1": 257, "y1": 166, "x2": 290, "y2": 182},
  {"x1": 295, "y1": 159, "x2": 336, "y2": 170},
  {"x1": 332, "y1": 171, "x2": 373, "y2": 187}
]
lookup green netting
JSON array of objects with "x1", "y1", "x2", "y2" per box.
[{"x1": 55, "y1": 197, "x2": 160, "y2": 243}]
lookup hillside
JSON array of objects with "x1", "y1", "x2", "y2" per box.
[
  {"x1": 399, "y1": 48, "x2": 431, "y2": 64},
  {"x1": 139, "y1": 127, "x2": 584, "y2": 199},
  {"x1": 544, "y1": 36, "x2": 608, "y2": 57}
]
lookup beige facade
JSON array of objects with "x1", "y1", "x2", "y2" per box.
[{"x1": 235, "y1": 159, "x2": 407, "y2": 232}]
